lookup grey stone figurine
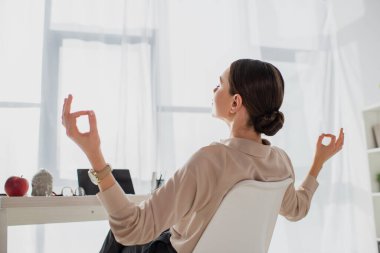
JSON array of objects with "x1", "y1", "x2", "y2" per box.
[{"x1": 31, "y1": 169, "x2": 53, "y2": 196}]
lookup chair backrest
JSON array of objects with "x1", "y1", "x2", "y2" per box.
[{"x1": 193, "y1": 178, "x2": 293, "y2": 253}]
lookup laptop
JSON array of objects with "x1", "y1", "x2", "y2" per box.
[{"x1": 77, "y1": 169, "x2": 135, "y2": 195}]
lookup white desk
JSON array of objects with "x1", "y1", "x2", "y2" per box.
[{"x1": 0, "y1": 194, "x2": 148, "y2": 253}]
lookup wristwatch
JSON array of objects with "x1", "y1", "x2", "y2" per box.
[{"x1": 88, "y1": 164, "x2": 113, "y2": 185}]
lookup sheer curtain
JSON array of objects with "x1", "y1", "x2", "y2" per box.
[
  {"x1": 53, "y1": 0, "x2": 156, "y2": 186},
  {"x1": 1, "y1": 0, "x2": 155, "y2": 252},
  {"x1": 156, "y1": 0, "x2": 377, "y2": 253},
  {"x1": 265, "y1": 1, "x2": 377, "y2": 252},
  {"x1": 1, "y1": 0, "x2": 378, "y2": 252}
]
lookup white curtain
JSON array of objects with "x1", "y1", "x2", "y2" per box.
[
  {"x1": 265, "y1": 1, "x2": 378, "y2": 252},
  {"x1": 1, "y1": 0, "x2": 378, "y2": 252},
  {"x1": 54, "y1": 0, "x2": 156, "y2": 185},
  {"x1": 1, "y1": 0, "x2": 156, "y2": 252},
  {"x1": 157, "y1": 0, "x2": 377, "y2": 253}
]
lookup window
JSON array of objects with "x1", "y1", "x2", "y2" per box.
[
  {"x1": 39, "y1": 0, "x2": 155, "y2": 185},
  {"x1": 4, "y1": 1, "x2": 156, "y2": 252},
  {"x1": 0, "y1": 1, "x2": 44, "y2": 185}
]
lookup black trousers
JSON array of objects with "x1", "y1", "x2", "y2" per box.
[{"x1": 99, "y1": 229, "x2": 177, "y2": 253}]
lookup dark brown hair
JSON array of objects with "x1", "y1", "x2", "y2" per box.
[{"x1": 228, "y1": 59, "x2": 285, "y2": 136}]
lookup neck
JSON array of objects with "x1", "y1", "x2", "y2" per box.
[{"x1": 228, "y1": 120, "x2": 262, "y2": 144}]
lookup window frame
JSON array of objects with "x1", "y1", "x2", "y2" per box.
[{"x1": 39, "y1": 0, "x2": 157, "y2": 185}]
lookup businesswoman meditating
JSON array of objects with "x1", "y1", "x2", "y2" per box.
[{"x1": 61, "y1": 59, "x2": 344, "y2": 253}]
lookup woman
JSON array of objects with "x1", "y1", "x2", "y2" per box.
[{"x1": 62, "y1": 59, "x2": 344, "y2": 253}]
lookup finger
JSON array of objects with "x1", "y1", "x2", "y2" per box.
[
  {"x1": 319, "y1": 134, "x2": 335, "y2": 146},
  {"x1": 72, "y1": 110, "x2": 90, "y2": 118},
  {"x1": 338, "y1": 128, "x2": 344, "y2": 138},
  {"x1": 323, "y1": 134, "x2": 336, "y2": 145},
  {"x1": 340, "y1": 133, "x2": 344, "y2": 147},
  {"x1": 62, "y1": 98, "x2": 67, "y2": 116},
  {"x1": 88, "y1": 111, "x2": 99, "y2": 134},
  {"x1": 317, "y1": 134, "x2": 324, "y2": 146},
  {"x1": 63, "y1": 97, "x2": 70, "y2": 117},
  {"x1": 65, "y1": 117, "x2": 80, "y2": 138},
  {"x1": 62, "y1": 95, "x2": 74, "y2": 125},
  {"x1": 61, "y1": 98, "x2": 67, "y2": 125},
  {"x1": 330, "y1": 135, "x2": 336, "y2": 147},
  {"x1": 65, "y1": 94, "x2": 73, "y2": 116},
  {"x1": 336, "y1": 129, "x2": 344, "y2": 146}
]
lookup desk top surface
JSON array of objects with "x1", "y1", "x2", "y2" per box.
[{"x1": 0, "y1": 194, "x2": 149, "y2": 208}]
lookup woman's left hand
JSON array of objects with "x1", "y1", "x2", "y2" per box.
[
  {"x1": 314, "y1": 128, "x2": 344, "y2": 165},
  {"x1": 61, "y1": 94, "x2": 101, "y2": 158}
]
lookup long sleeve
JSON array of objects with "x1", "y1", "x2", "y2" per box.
[
  {"x1": 95, "y1": 138, "x2": 319, "y2": 253},
  {"x1": 279, "y1": 151, "x2": 319, "y2": 221},
  {"x1": 280, "y1": 174, "x2": 319, "y2": 221},
  {"x1": 96, "y1": 151, "x2": 203, "y2": 246}
]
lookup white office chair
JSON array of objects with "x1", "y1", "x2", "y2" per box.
[{"x1": 193, "y1": 178, "x2": 293, "y2": 253}]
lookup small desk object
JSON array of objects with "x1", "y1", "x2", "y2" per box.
[{"x1": 0, "y1": 194, "x2": 148, "y2": 253}]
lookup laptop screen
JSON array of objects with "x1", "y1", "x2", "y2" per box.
[{"x1": 77, "y1": 169, "x2": 135, "y2": 195}]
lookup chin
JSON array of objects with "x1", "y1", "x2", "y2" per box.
[
  {"x1": 211, "y1": 109, "x2": 217, "y2": 118},
  {"x1": 211, "y1": 113, "x2": 222, "y2": 121}
]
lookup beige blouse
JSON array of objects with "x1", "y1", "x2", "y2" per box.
[{"x1": 97, "y1": 137, "x2": 319, "y2": 253}]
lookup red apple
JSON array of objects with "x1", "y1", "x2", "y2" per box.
[{"x1": 4, "y1": 176, "x2": 29, "y2": 197}]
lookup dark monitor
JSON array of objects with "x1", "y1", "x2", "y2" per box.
[{"x1": 77, "y1": 169, "x2": 135, "y2": 195}]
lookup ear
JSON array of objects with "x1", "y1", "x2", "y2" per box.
[{"x1": 230, "y1": 94, "x2": 243, "y2": 114}]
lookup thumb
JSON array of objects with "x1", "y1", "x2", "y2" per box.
[{"x1": 88, "y1": 111, "x2": 99, "y2": 134}]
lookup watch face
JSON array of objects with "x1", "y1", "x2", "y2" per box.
[{"x1": 88, "y1": 170, "x2": 99, "y2": 185}]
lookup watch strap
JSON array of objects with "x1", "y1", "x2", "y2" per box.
[{"x1": 90, "y1": 164, "x2": 112, "y2": 184}]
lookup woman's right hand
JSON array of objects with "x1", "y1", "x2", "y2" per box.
[
  {"x1": 61, "y1": 94, "x2": 102, "y2": 159},
  {"x1": 314, "y1": 128, "x2": 344, "y2": 166}
]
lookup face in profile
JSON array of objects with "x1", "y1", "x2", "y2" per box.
[{"x1": 212, "y1": 67, "x2": 234, "y2": 122}]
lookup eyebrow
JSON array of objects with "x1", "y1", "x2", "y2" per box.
[{"x1": 219, "y1": 76, "x2": 223, "y2": 84}]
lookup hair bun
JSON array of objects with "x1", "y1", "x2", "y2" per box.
[{"x1": 254, "y1": 111, "x2": 284, "y2": 136}]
